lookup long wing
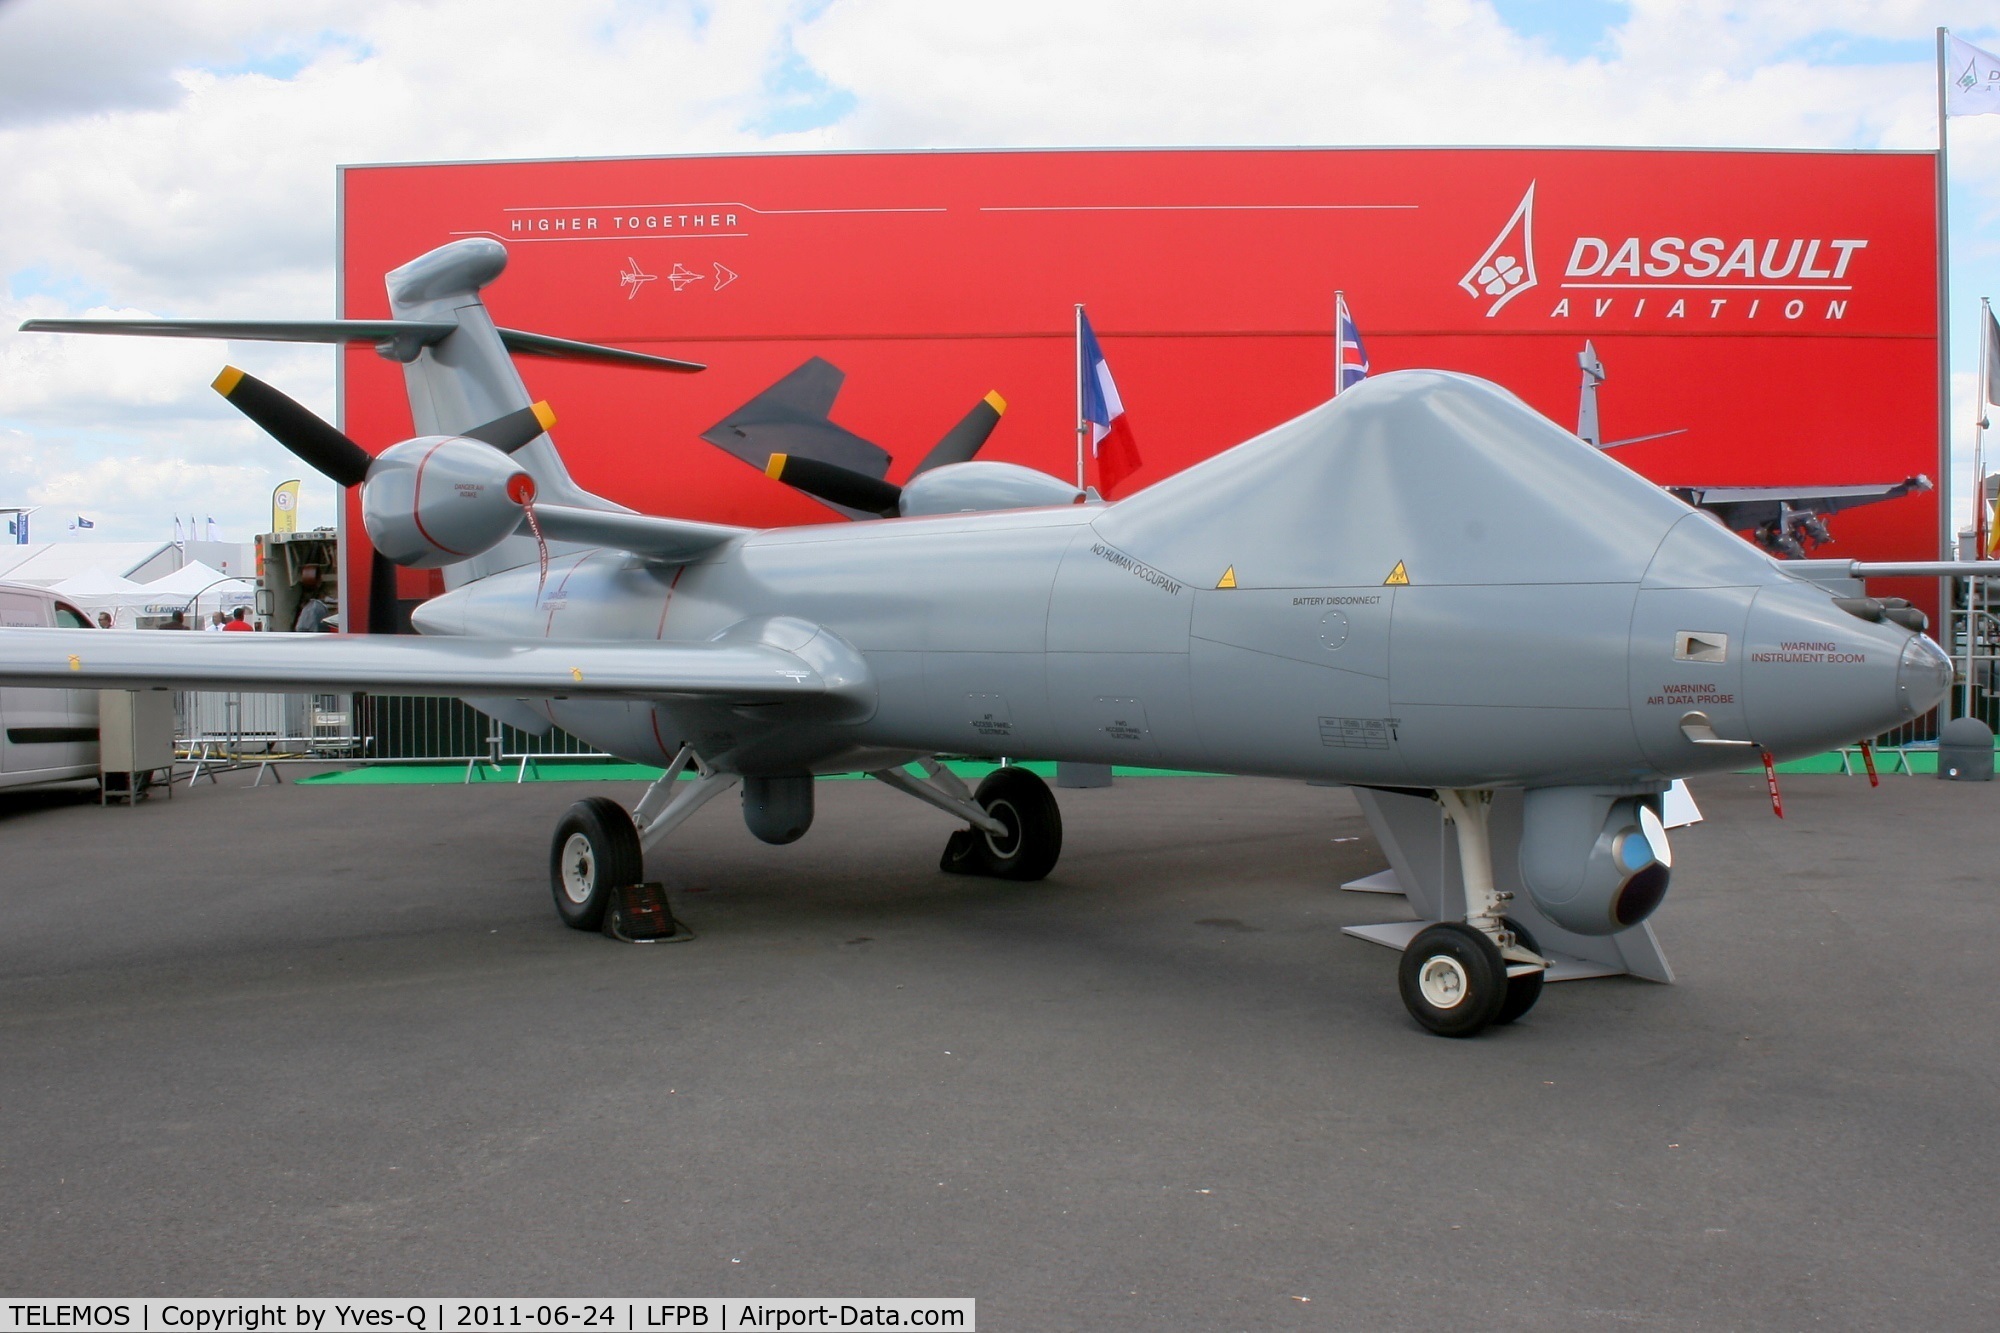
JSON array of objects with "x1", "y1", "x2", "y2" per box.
[
  {"x1": 0, "y1": 629, "x2": 859, "y2": 705},
  {"x1": 1671, "y1": 477, "x2": 1931, "y2": 530}
]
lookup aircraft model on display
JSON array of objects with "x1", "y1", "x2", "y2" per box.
[
  {"x1": 1576, "y1": 340, "x2": 1934, "y2": 558},
  {"x1": 0, "y1": 238, "x2": 1958, "y2": 1037},
  {"x1": 698, "y1": 356, "x2": 1060, "y2": 520}
]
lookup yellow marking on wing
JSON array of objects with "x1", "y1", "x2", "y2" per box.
[
  {"x1": 569, "y1": 667, "x2": 584, "y2": 683},
  {"x1": 67, "y1": 654, "x2": 81, "y2": 671},
  {"x1": 1384, "y1": 561, "x2": 1409, "y2": 586},
  {"x1": 1216, "y1": 565, "x2": 1237, "y2": 589}
]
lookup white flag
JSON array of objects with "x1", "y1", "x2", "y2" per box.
[{"x1": 1947, "y1": 34, "x2": 2000, "y2": 117}]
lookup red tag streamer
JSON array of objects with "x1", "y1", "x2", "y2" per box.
[
  {"x1": 508, "y1": 473, "x2": 549, "y2": 597},
  {"x1": 1761, "y1": 751, "x2": 1784, "y2": 819},
  {"x1": 1859, "y1": 739, "x2": 1879, "y2": 788},
  {"x1": 522, "y1": 499, "x2": 549, "y2": 596}
]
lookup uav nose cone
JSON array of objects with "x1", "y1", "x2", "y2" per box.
[
  {"x1": 1742, "y1": 583, "x2": 1948, "y2": 758},
  {"x1": 1897, "y1": 632, "x2": 1953, "y2": 717}
]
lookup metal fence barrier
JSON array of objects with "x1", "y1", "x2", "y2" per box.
[{"x1": 173, "y1": 691, "x2": 608, "y2": 781}]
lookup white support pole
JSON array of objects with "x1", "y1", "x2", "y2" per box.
[
  {"x1": 1074, "y1": 303, "x2": 1087, "y2": 492},
  {"x1": 1937, "y1": 29, "x2": 1957, "y2": 691},
  {"x1": 1333, "y1": 290, "x2": 1345, "y2": 398}
]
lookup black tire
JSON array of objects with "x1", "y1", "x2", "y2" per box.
[
  {"x1": 942, "y1": 767, "x2": 1063, "y2": 881},
  {"x1": 1492, "y1": 917, "x2": 1546, "y2": 1026},
  {"x1": 1398, "y1": 922, "x2": 1507, "y2": 1038},
  {"x1": 550, "y1": 796, "x2": 643, "y2": 931}
]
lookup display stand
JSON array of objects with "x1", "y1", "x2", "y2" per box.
[{"x1": 1342, "y1": 787, "x2": 1674, "y2": 984}]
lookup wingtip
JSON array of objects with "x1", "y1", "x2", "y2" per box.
[
  {"x1": 765, "y1": 453, "x2": 789, "y2": 480},
  {"x1": 212, "y1": 366, "x2": 245, "y2": 397}
]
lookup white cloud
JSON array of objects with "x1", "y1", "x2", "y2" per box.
[{"x1": 1, "y1": 0, "x2": 1998, "y2": 549}]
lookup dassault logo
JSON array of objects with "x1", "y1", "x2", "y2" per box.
[
  {"x1": 1462, "y1": 182, "x2": 1869, "y2": 325},
  {"x1": 1459, "y1": 183, "x2": 1539, "y2": 317}
]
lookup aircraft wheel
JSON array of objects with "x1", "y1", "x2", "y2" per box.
[
  {"x1": 940, "y1": 767, "x2": 1063, "y2": 880},
  {"x1": 1493, "y1": 917, "x2": 1546, "y2": 1026},
  {"x1": 550, "y1": 796, "x2": 643, "y2": 931},
  {"x1": 1398, "y1": 922, "x2": 1507, "y2": 1037}
]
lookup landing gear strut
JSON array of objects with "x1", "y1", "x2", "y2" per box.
[
  {"x1": 548, "y1": 744, "x2": 737, "y2": 932},
  {"x1": 1396, "y1": 789, "x2": 1548, "y2": 1037},
  {"x1": 869, "y1": 759, "x2": 1063, "y2": 881}
]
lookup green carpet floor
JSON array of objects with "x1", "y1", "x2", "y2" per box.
[
  {"x1": 294, "y1": 746, "x2": 1987, "y2": 784},
  {"x1": 297, "y1": 759, "x2": 1222, "y2": 785}
]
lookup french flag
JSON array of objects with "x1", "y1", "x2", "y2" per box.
[
  {"x1": 1336, "y1": 292, "x2": 1369, "y2": 394},
  {"x1": 1078, "y1": 310, "x2": 1141, "y2": 496}
]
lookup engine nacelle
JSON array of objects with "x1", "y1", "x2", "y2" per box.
[
  {"x1": 898, "y1": 461, "x2": 1084, "y2": 517},
  {"x1": 361, "y1": 435, "x2": 533, "y2": 568},
  {"x1": 1517, "y1": 787, "x2": 1673, "y2": 936}
]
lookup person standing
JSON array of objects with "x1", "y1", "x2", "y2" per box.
[{"x1": 222, "y1": 607, "x2": 255, "y2": 632}]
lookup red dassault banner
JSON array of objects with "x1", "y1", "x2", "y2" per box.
[{"x1": 340, "y1": 147, "x2": 1938, "y2": 624}]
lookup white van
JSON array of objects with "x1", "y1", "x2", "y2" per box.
[{"x1": 0, "y1": 580, "x2": 101, "y2": 789}]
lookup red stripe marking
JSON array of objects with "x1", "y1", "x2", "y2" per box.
[
  {"x1": 410, "y1": 440, "x2": 468, "y2": 558},
  {"x1": 655, "y1": 564, "x2": 686, "y2": 640}
]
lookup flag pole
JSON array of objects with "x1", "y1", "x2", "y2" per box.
[
  {"x1": 1074, "y1": 303, "x2": 1087, "y2": 492},
  {"x1": 1334, "y1": 290, "x2": 1345, "y2": 398},
  {"x1": 1936, "y1": 28, "x2": 1960, "y2": 713}
]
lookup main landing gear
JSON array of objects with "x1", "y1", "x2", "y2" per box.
[
  {"x1": 547, "y1": 751, "x2": 1065, "y2": 931},
  {"x1": 1396, "y1": 789, "x2": 1549, "y2": 1038},
  {"x1": 870, "y1": 759, "x2": 1063, "y2": 881},
  {"x1": 549, "y1": 743, "x2": 738, "y2": 932}
]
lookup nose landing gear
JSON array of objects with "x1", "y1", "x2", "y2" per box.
[{"x1": 1397, "y1": 789, "x2": 1550, "y2": 1037}]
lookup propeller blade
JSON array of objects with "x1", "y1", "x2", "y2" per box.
[
  {"x1": 461, "y1": 401, "x2": 557, "y2": 453},
  {"x1": 367, "y1": 549, "x2": 401, "y2": 635},
  {"x1": 912, "y1": 391, "x2": 1007, "y2": 475},
  {"x1": 766, "y1": 453, "x2": 901, "y2": 518},
  {"x1": 212, "y1": 366, "x2": 372, "y2": 488}
]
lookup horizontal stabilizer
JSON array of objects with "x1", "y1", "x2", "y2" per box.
[
  {"x1": 19, "y1": 318, "x2": 702, "y2": 372},
  {"x1": 0, "y1": 629, "x2": 848, "y2": 704},
  {"x1": 523, "y1": 505, "x2": 750, "y2": 561},
  {"x1": 495, "y1": 328, "x2": 703, "y2": 372}
]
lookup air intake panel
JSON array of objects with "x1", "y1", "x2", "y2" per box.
[
  {"x1": 361, "y1": 436, "x2": 534, "y2": 568},
  {"x1": 1516, "y1": 786, "x2": 1673, "y2": 936}
]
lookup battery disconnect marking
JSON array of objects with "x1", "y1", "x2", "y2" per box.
[{"x1": 1383, "y1": 561, "x2": 1409, "y2": 586}]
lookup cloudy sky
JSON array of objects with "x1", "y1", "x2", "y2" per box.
[{"x1": 2, "y1": 0, "x2": 1997, "y2": 545}]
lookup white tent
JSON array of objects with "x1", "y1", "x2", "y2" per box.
[
  {"x1": 48, "y1": 570, "x2": 146, "y2": 627},
  {"x1": 137, "y1": 560, "x2": 255, "y2": 623}
]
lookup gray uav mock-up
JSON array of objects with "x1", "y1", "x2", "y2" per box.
[{"x1": 5, "y1": 238, "x2": 1954, "y2": 1035}]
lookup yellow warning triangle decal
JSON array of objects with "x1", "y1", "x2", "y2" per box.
[
  {"x1": 1216, "y1": 565, "x2": 1237, "y2": 589},
  {"x1": 1384, "y1": 561, "x2": 1409, "y2": 586}
]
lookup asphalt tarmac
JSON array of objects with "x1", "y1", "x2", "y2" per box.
[{"x1": 2, "y1": 766, "x2": 1996, "y2": 1329}]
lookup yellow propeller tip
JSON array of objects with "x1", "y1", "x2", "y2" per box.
[
  {"x1": 212, "y1": 366, "x2": 245, "y2": 396},
  {"x1": 983, "y1": 390, "x2": 1007, "y2": 414},
  {"x1": 531, "y1": 400, "x2": 557, "y2": 431},
  {"x1": 764, "y1": 452, "x2": 789, "y2": 480}
]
